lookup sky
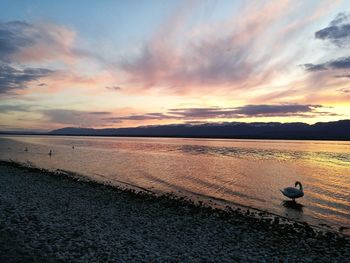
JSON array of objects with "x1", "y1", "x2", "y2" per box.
[{"x1": 0, "y1": 0, "x2": 350, "y2": 131}]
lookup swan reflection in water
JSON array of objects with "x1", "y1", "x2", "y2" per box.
[
  {"x1": 281, "y1": 200, "x2": 305, "y2": 223},
  {"x1": 282, "y1": 200, "x2": 304, "y2": 212}
]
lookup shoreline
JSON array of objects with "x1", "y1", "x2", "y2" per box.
[
  {"x1": 1, "y1": 160, "x2": 349, "y2": 262},
  {"x1": 5, "y1": 160, "x2": 349, "y2": 236}
]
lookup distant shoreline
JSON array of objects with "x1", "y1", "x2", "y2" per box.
[{"x1": 1, "y1": 133, "x2": 350, "y2": 141}]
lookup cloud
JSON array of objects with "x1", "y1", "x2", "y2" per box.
[
  {"x1": 302, "y1": 63, "x2": 327, "y2": 72},
  {"x1": 104, "y1": 104, "x2": 335, "y2": 124},
  {"x1": 334, "y1": 74, "x2": 350, "y2": 78},
  {"x1": 338, "y1": 88, "x2": 350, "y2": 93},
  {"x1": 227, "y1": 104, "x2": 322, "y2": 116},
  {"x1": 328, "y1": 56, "x2": 350, "y2": 69},
  {"x1": 103, "y1": 113, "x2": 171, "y2": 122},
  {"x1": 0, "y1": 21, "x2": 33, "y2": 62},
  {"x1": 303, "y1": 56, "x2": 350, "y2": 72},
  {"x1": 42, "y1": 109, "x2": 111, "y2": 127},
  {"x1": 0, "y1": 104, "x2": 28, "y2": 113},
  {"x1": 105, "y1": 86, "x2": 121, "y2": 91},
  {"x1": 0, "y1": 20, "x2": 82, "y2": 64},
  {"x1": 315, "y1": 12, "x2": 350, "y2": 46},
  {"x1": 117, "y1": 0, "x2": 342, "y2": 98},
  {"x1": 0, "y1": 21, "x2": 34, "y2": 61},
  {"x1": 0, "y1": 20, "x2": 105, "y2": 95},
  {"x1": 303, "y1": 11, "x2": 350, "y2": 96},
  {"x1": 0, "y1": 64, "x2": 53, "y2": 93},
  {"x1": 89, "y1": 111, "x2": 112, "y2": 115},
  {"x1": 119, "y1": 0, "x2": 316, "y2": 93},
  {"x1": 168, "y1": 104, "x2": 328, "y2": 118},
  {"x1": 38, "y1": 103, "x2": 337, "y2": 128}
]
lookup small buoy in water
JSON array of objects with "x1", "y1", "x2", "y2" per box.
[
  {"x1": 48, "y1": 150, "x2": 52, "y2": 156},
  {"x1": 24, "y1": 147, "x2": 28, "y2": 152}
]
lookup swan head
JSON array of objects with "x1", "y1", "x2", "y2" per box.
[{"x1": 295, "y1": 181, "x2": 303, "y2": 190}]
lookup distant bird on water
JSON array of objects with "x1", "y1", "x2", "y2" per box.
[
  {"x1": 48, "y1": 150, "x2": 52, "y2": 156},
  {"x1": 24, "y1": 147, "x2": 28, "y2": 152},
  {"x1": 281, "y1": 181, "x2": 304, "y2": 201}
]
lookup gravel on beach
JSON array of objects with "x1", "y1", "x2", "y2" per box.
[{"x1": 0, "y1": 161, "x2": 349, "y2": 262}]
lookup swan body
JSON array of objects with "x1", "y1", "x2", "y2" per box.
[{"x1": 281, "y1": 181, "x2": 304, "y2": 201}]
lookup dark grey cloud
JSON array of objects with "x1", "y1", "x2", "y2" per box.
[
  {"x1": 0, "y1": 104, "x2": 28, "y2": 113},
  {"x1": 42, "y1": 109, "x2": 111, "y2": 126},
  {"x1": 302, "y1": 63, "x2": 327, "y2": 72},
  {"x1": 305, "y1": 13, "x2": 350, "y2": 76},
  {"x1": 330, "y1": 12, "x2": 350, "y2": 26},
  {"x1": 0, "y1": 64, "x2": 53, "y2": 93},
  {"x1": 169, "y1": 104, "x2": 325, "y2": 118},
  {"x1": 0, "y1": 21, "x2": 33, "y2": 62},
  {"x1": 315, "y1": 12, "x2": 350, "y2": 46},
  {"x1": 89, "y1": 111, "x2": 111, "y2": 115},
  {"x1": 328, "y1": 56, "x2": 350, "y2": 69},
  {"x1": 338, "y1": 88, "x2": 350, "y2": 93},
  {"x1": 334, "y1": 74, "x2": 350, "y2": 78},
  {"x1": 105, "y1": 86, "x2": 121, "y2": 91},
  {"x1": 228, "y1": 104, "x2": 322, "y2": 116},
  {"x1": 105, "y1": 104, "x2": 333, "y2": 124},
  {"x1": 303, "y1": 56, "x2": 350, "y2": 72},
  {"x1": 42, "y1": 104, "x2": 336, "y2": 127},
  {"x1": 0, "y1": 21, "x2": 54, "y2": 94},
  {"x1": 103, "y1": 113, "x2": 171, "y2": 122},
  {"x1": 43, "y1": 110, "x2": 83, "y2": 125}
]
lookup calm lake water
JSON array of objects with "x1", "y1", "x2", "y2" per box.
[{"x1": 0, "y1": 135, "x2": 349, "y2": 232}]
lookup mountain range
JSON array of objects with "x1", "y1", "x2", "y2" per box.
[
  {"x1": 1, "y1": 120, "x2": 349, "y2": 140},
  {"x1": 1, "y1": 119, "x2": 345, "y2": 140}
]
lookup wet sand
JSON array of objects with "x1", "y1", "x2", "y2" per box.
[{"x1": 0, "y1": 161, "x2": 349, "y2": 262}]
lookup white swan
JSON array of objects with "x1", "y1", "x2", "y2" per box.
[{"x1": 281, "y1": 181, "x2": 304, "y2": 201}]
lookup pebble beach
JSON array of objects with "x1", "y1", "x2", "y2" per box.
[{"x1": 0, "y1": 161, "x2": 349, "y2": 262}]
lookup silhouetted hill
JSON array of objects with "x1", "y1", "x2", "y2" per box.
[{"x1": 47, "y1": 120, "x2": 350, "y2": 140}]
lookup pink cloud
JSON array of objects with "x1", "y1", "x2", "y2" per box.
[
  {"x1": 118, "y1": 0, "x2": 343, "y2": 102},
  {"x1": 118, "y1": 1, "x2": 300, "y2": 94},
  {"x1": 0, "y1": 20, "x2": 104, "y2": 69}
]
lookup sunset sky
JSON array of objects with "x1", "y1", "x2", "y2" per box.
[{"x1": 1, "y1": 0, "x2": 350, "y2": 131}]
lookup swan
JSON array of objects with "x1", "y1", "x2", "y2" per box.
[{"x1": 281, "y1": 181, "x2": 304, "y2": 201}]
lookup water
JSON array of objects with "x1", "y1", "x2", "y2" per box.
[{"x1": 0, "y1": 135, "x2": 349, "y2": 232}]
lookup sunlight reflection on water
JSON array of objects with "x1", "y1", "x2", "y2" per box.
[{"x1": 0, "y1": 135, "x2": 349, "y2": 232}]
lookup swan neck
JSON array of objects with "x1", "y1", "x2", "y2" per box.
[{"x1": 297, "y1": 182, "x2": 303, "y2": 191}]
